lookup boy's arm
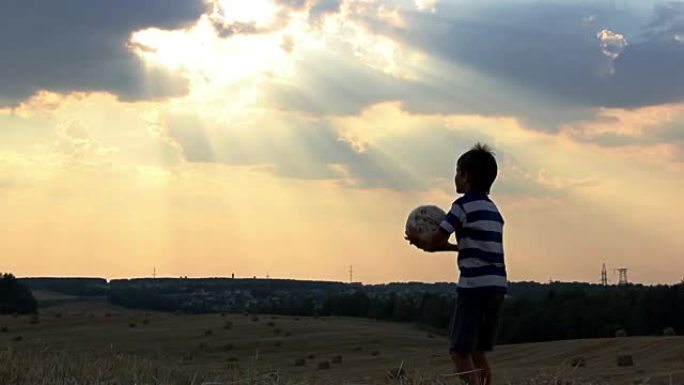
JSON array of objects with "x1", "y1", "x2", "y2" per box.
[{"x1": 404, "y1": 230, "x2": 459, "y2": 253}]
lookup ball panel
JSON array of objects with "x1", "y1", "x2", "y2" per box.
[{"x1": 405, "y1": 205, "x2": 447, "y2": 245}]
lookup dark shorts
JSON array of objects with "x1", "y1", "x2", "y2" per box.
[{"x1": 449, "y1": 291, "x2": 504, "y2": 353}]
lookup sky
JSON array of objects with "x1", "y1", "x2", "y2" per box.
[{"x1": 1, "y1": 0, "x2": 683, "y2": 285}]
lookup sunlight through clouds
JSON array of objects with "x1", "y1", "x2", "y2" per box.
[{"x1": 1, "y1": 0, "x2": 683, "y2": 284}]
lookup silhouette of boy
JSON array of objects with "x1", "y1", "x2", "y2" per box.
[{"x1": 405, "y1": 143, "x2": 506, "y2": 385}]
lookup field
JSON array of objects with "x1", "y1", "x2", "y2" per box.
[{"x1": 1, "y1": 297, "x2": 683, "y2": 385}]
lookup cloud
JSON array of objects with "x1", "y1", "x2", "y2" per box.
[
  {"x1": 597, "y1": 29, "x2": 628, "y2": 60},
  {"x1": 0, "y1": 0, "x2": 206, "y2": 107},
  {"x1": 377, "y1": 1, "x2": 684, "y2": 117}
]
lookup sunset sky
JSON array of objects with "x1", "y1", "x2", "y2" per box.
[{"x1": 1, "y1": 0, "x2": 683, "y2": 285}]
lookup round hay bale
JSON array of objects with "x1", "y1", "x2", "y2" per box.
[
  {"x1": 332, "y1": 355, "x2": 343, "y2": 364},
  {"x1": 204, "y1": 329, "x2": 213, "y2": 336},
  {"x1": 570, "y1": 357, "x2": 586, "y2": 368},
  {"x1": 267, "y1": 321, "x2": 275, "y2": 327},
  {"x1": 317, "y1": 361, "x2": 331, "y2": 370},
  {"x1": 223, "y1": 321, "x2": 233, "y2": 330},
  {"x1": 616, "y1": 355, "x2": 634, "y2": 367},
  {"x1": 371, "y1": 350, "x2": 380, "y2": 356},
  {"x1": 294, "y1": 358, "x2": 306, "y2": 366},
  {"x1": 307, "y1": 353, "x2": 316, "y2": 359},
  {"x1": 129, "y1": 322, "x2": 137, "y2": 328},
  {"x1": 615, "y1": 329, "x2": 627, "y2": 338},
  {"x1": 13, "y1": 335, "x2": 23, "y2": 342},
  {"x1": 663, "y1": 327, "x2": 676, "y2": 336}
]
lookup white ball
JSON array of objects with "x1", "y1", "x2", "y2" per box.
[{"x1": 405, "y1": 205, "x2": 447, "y2": 245}]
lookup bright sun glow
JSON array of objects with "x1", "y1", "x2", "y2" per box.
[
  {"x1": 130, "y1": 16, "x2": 293, "y2": 84},
  {"x1": 216, "y1": 0, "x2": 280, "y2": 27}
]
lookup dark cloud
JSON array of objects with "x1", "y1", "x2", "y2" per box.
[
  {"x1": 392, "y1": 2, "x2": 684, "y2": 110},
  {"x1": 265, "y1": 1, "x2": 683, "y2": 131},
  {"x1": 0, "y1": 0, "x2": 206, "y2": 106}
]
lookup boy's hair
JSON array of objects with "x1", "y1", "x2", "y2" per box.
[{"x1": 457, "y1": 143, "x2": 498, "y2": 194}]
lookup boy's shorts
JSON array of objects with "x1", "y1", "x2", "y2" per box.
[{"x1": 449, "y1": 290, "x2": 504, "y2": 353}]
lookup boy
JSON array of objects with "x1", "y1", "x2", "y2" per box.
[{"x1": 405, "y1": 143, "x2": 506, "y2": 385}]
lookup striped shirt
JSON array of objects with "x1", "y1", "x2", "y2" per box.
[{"x1": 438, "y1": 191, "x2": 507, "y2": 293}]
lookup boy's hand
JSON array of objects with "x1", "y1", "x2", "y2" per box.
[
  {"x1": 405, "y1": 231, "x2": 458, "y2": 253},
  {"x1": 404, "y1": 231, "x2": 439, "y2": 252}
]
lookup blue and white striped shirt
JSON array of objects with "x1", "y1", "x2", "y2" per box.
[{"x1": 439, "y1": 191, "x2": 507, "y2": 293}]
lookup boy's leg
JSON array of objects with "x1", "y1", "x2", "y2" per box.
[
  {"x1": 450, "y1": 352, "x2": 481, "y2": 385},
  {"x1": 472, "y1": 292, "x2": 505, "y2": 385},
  {"x1": 449, "y1": 292, "x2": 483, "y2": 385},
  {"x1": 472, "y1": 351, "x2": 491, "y2": 385}
]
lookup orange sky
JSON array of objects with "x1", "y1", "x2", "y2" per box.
[{"x1": 1, "y1": 0, "x2": 683, "y2": 285}]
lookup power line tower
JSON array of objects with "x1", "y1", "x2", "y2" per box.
[
  {"x1": 617, "y1": 268, "x2": 629, "y2": 285},
  {"x1": 601, "y1": 263, "x2": 608, "y2": 286},
  {"x1": 153, "y1": 267, "x2": 156, "y2": 279},
  {"x1": 349, "y1": 265, "x2": 353, "y2": 284}
]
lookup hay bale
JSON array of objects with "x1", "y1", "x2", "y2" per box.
[
  {"x1": 129, "y1": 322, "x2": 137, "y2": 328},
  {"x1": 616, "y1": 355, "x2": 634, "y2": 367},
  {"x1": 317, "y1": 361, "x2": 331, "y2": 370},
  {"x1": 273, "y1": 328, "x2": 283, "y2": 334},
  {"x1": 307, "y1": 353, "x2": 316, "y2": 359},
  {"x1": 204, "y1": 329, "x2": 213, "y2": 336},
  {"x1": 294, "y1": 358, "x2": 306, "y2": 366},
  {"x1": 284, "y1": 331, "x2": 292, "y2": 337},
  {"x1": 225, "y1": 343, "x2": 234, "y2": 351},
  {"x1": 13, "y1": 336, "x2": 23, "y2": 342},
  {"x1": 370, "y1": 350, "x2": 380, "y2": 356},
  {"x1": 332, "y1": 355, "x2": 343, "y2": 364},
  {"x1": 267, "y1": 321, "x2": 275, "y2": 327},
  {"x1": 352, "y1": 346, "x2": 363, "y2": 352},
  {"x1": 0, "y1": 326, "x2": 8, "y2": 333},
  {"x1": 570, "y1": 357, "x2": 586, "y2": 368},
  {"x1": 615, "y1": 329, "x2": 627, "y2": 338},
  {"x1": 223, "y1": 321, "x2": 233, "y2": 330},
  {"x1": 251, "y1": 316, "x2": 259, "y2": 322},
  {"x1": 664, "y1": 327, "x2": 676, "y2": 336},
  {"x1": 294, "y1": 317, "x2": 300, "y2": 321}
]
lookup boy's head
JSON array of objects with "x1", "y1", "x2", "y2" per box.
[{"x1": 455, "y1": 143, "x2": 498, "y2": 194}]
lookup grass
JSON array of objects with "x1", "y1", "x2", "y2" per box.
[
  {"x1": 1, "y1": 308, "x2": 683, "y2": 385},
  {"x1": 0, "y1": 345, "x2": 622, "y2": 385}
]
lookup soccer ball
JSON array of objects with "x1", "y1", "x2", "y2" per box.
[{"x1": 405, "y1": 205, "x2": 446, "y2": 245}]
